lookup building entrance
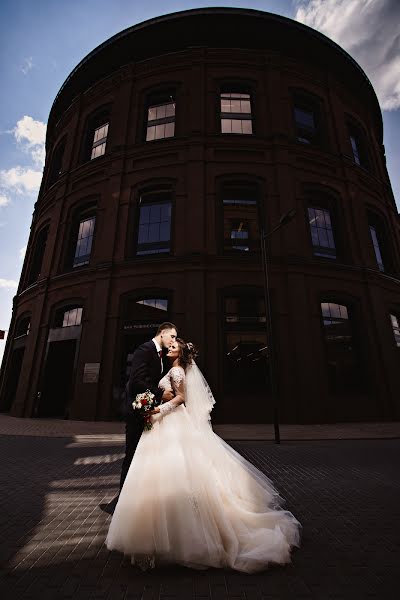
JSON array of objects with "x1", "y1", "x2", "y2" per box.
[
  {"x1": 0, "y1": 347, "x2": 25, "y2": 412},
  {"x1": 37, "y1": 340, "x2": 77, "y2": 417}
]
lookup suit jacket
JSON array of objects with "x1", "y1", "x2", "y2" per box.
[{"x1": 123, "y1": 340, "x2": 166, "y2": 420}]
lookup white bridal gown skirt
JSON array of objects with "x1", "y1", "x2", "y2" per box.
[{"x1": 106, "y1": 406, "x2": 301, "y2": 573}]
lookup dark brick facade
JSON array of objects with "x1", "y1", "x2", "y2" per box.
[{"x1": 1, "y1": 8, "x2": 400, "y2": 423}]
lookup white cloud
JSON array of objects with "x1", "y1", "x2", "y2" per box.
[
  {"x1": 294, "y1": 0, "x2": 400, "y2": 110},
  {"x1": 0, "y1": 166, "x2": 42, "y2": 195},
  {"x1": 0, "y1": 279, "x2": 18, "y2": 290},
  {"x1": 13, "y1": 115, "x2": 47, "y2": 168},
  {"x1": 19, "y1": 246, "x2": 27, "y2": 261},
  {"x1": 0, "y1": 195, "x2": 10, "y2": 208},
  {"x1": 20, "y1": 56, "x2": 33, "y2": 75}
]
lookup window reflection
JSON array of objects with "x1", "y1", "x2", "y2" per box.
[
  {"x1": 55, "y1": 306, "x2": 83, "y2": 328},
  {"x1": 389, "y1": 314, "x2": 400, "y2": 347},
  {"x1": 91, "y1": 122, "x2": 108, "y2": 160},
  {"x1": 321, "y1": 302, "x2": 363, "y2": 393},
  {"x1": 73, "y1": 216, "x2": 96, "y2": 267},
  {"x1": 308, "y1": 206, "x2": 336, "y2": 258},
  {"x1": 223, "y1": 184, "x2": 259, "y2": 253},
  {"x1": 369, "y1": 225, "x2": 385, "y2": 271},
  {"x1": 220, "y1": 92, "x2": 253, "y2": 135},
  {"x1": 136, "y1": 192, "x2": 172, "y2": 255},
  {"x1": 146, "y1": 101, "x2": 175, "y2": 141}
]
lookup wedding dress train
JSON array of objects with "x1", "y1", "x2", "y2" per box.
[{"x1": 106, "y1": 364, "x2": 301, "y2": 573}]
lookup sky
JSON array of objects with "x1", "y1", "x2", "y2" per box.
[{"x1": 1, "y1": 0, "x2": 400, "y2": 365}]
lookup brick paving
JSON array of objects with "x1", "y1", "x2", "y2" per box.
[{"x1": 0, "y1": 427, "x2": 399, "y2": 598}]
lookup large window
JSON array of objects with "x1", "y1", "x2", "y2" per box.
[
  {"x1": 220, "y1": 90, "x2": 253, "y2": 134},
  {"x1": 389, "y1": 314, "x2": 400, "y2": 348},
  {"x1": 367, "y1": 211, "x2": 393, "y2": 273},
  {"x1": 47, "y1": 137, "x2": 66, "y2": 188},
  {"x1": 222, "y1": 182, "x2": 259, "y2": 253},
  {"x1": 54, "y1": 305, "x2": 83, "y2": 328},
  {"x1": 91, "y1": 123, "x2": 109, "y2": 159},
  {"x1": 145, "y1": 91, "x2": 175, "y2": 142},
  {"x1": 26, "y1": 225, "x2": 49, "y2": 286},
  {"x1": 369, "y1": 224, "x2": 385, "y2": 271},
  {"x1": 321, "y1": 302, "x2": 363, "y2": 393},
  {"x1": 308, "y1": 206, "x2": 336, "y2": 259},
  {"x1": 136, "y1": 191, "x2": 172, "y2": 256},
  {"x1": 293, "y1": 93, "x2": 324, "y2": 146},
  {"x1": 348, "y1": 121, "x2": 369, "y2": 170},
  {"x1": 15, "y1": 315, "x2": 31, "y2": 338},
  {"x1": 223, "y1": 291, "x2": 269, "y2": 398},
  {"x1": 73, "y1": 216, "x2": 96, "y2": 267},
  {"x1": 63, "y1": 204, "x2": 96, "y2": 271},
  {"x1": 81, "y1": 106, "x2": 110, "y2": 163}
]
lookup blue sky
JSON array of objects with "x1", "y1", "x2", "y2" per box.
[{"x1": 1, "y1": 0, "x2": 399, "y2": 364}]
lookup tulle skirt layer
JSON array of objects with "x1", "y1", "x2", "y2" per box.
[{"x1": 106, "y1": 407, "x2": 301, "y2": 573}]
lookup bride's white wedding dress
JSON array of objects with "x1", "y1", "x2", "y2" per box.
[{"x1": 106, "y1": 363, "x2": 301, "y2": 573}]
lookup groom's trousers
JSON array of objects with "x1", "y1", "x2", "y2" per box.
[{"x1": 119, "y1": 418, "x2": 144, "y2": 490}]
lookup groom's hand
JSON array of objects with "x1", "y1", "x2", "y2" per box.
[{"x1": 162, "y1": 391, "x2": 173, "y2": 401}]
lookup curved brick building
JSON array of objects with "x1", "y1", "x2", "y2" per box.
[{"x1": 1, "y1": 8, "x2": 400, "y2": 423}]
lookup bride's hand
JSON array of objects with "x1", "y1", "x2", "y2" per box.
[{"x1": 148, "y1": 408, "x2": 160, "y2": 415}]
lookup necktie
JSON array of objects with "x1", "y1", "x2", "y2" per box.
[{"x1": 158, "y1": 350, "x2": 162, "y2": 359}]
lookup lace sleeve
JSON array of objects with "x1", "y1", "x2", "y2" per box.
[{"x1": 159, "y1": 367, "x2": 185, "y2": 416}]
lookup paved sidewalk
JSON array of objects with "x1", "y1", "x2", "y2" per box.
[
  {"x1": 0, "y1": 416, "x2": 399, "y2": 599},
  {"x1": 0, "y1": 434, "x2": 399, "y2": 599},
  {"x1": 1, "y1": 414, "x2": 399, "y2": 440}
]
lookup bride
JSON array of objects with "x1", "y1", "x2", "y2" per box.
[{"x1": 106, "y1": 339, "x2": 301, "y2": 573}]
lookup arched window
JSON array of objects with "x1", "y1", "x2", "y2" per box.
[
  {"x1": 320, "y1": 301, "x2": 363, "y2": 393},
  {"x1": 389, "y1": 313, "x2": 400, "y2": 347},
  {"x1": 144, "y1": 89, "x2": 176, "y2": 142},
  {"x1": 47, "y1": 136, "x2": 66, "y2": 188},
  {"x1": 81, "y1": 105, "x2": 111, "y2": 162},
  {"x1": 15, "y1": 315, "x2": 31, "y2": 338},
  {"x1": 64, "y1": 202, "x2": 96, "y2": 270},
  {"x1": 54, "y1": 305, "x2": 83, "y2": 328},
  {"x1": 223, "y1": 289, "x2": 269, "y2": 398},
  {"x1": 26, "y1": 224, "x2": 49, "y2": 286},
  {"x1": 220, "y1": 85, "x2": 253, "y2": 134},
  {"x1": 304, "y1": 190, "x2": 345, "y2": 261},
  {"x1": 292, "y1": 90, "x2": 327, "y2": 147},
  {"x1": 347, "y1": 119, "x2": 370, "y2": 170},
  {"x1": 367, "y1": 210, "x2": 393, "y2": 273},
  {"x1": 220, "y1": 181, "x2": 260, "y2": 253},
  {"x1": 135, "y1": 189, "x2": 172, "y2": 256}
]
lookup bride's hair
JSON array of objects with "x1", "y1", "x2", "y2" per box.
[{"x1": 176, "y1": 338, "x2": 198, "y2": 369}]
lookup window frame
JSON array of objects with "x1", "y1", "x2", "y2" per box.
[
  {"x1": 142, "y1": 87, "x2": 177, "y2": 143},
  {"x1": 25, "y1": 223, "x2": 50, "y2": 287},
  {"x1": 303, "y1": 189, "x2": 347, "y2": 263},
  {"x1": 346, "y1": 118, "x2": 371, "y2": 171},
  {"x1": 219, "y1": 88, "x2": 254, "y2": 135},
  {"x1": 62, "y1": 201, "x2": 97, "y2": 272},
  {"x1": 389, "y1": 312, "x2": 400, "y2": 348},
  {"x1": 46, "y1": 136, "x2": 67, "y2": 189},
  {"x1": 291, "y1": 90, "x2": 327, "y2": 148},
  {"x1": 133, "y1": 188, "x2": 174, "y2": 258},
  {"x1": 218, "y1": 179, "x2": 262, "y2": 256},
  {"x1": 80, "y1": 105, "x2": 111, "y2": 164}
]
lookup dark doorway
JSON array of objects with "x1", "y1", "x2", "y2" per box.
[
  {"x1": 0, "y1": 347, "x2": 25, "y2": 412},
  {"x1": 38, "y1": 340, "x2": 77, "y2": 417}
]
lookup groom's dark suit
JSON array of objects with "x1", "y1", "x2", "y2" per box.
[{"x1": 119, "y1": 340, "x2": 166, "y2": 489}]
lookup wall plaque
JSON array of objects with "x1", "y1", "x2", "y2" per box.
[{"x1": 83, "y1": 363, "x2": 100, "y2": 383}]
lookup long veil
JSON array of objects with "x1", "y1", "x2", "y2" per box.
[{"x1": 184, "y1": 361, "x2": 216, "y2": 430}]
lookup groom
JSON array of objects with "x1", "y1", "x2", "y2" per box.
[{"x1": 119, "y1": 321, "x2": 178, "y2": 491}]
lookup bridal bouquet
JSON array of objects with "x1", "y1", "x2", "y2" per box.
[{"x1": 132, "y1": 390, "x2": 156, "y2": 430}]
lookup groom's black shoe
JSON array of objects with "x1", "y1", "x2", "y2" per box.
[{"x1": 100, "y1": 495, "x2": 119, "y2": 515}]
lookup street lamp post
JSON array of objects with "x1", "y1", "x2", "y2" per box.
[{"x1": 259, "y1": 208, "x2": 296, "y2": 444}]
